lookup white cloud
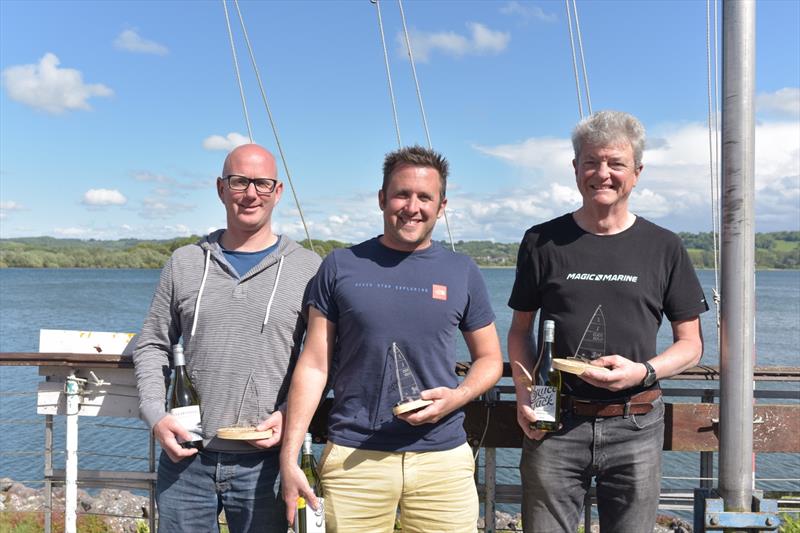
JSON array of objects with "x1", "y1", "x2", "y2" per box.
[
  {"x1": 202, "y1": 132, "x2": 251, "y2": 151},
  {"x1": 0, "y1": 201, "x2": 23, "y2": 220},
  {"x1": 82, "y1": 189, "x2": 127, "y2": 206},
  {"x1": 469, "y1": 118, "x2": 800, "y2": 236},
  {"x1": 140, "y1": 196, "x2": 194, "y2": 219},
  {"x1": 54, "y1": 227, "x2": 90, "y2": 237},
  {"x1": 134, "y1": 171, "x2": 173, "y2": 183},
  {"x1": 399, "y1": 23, "x2": 510, "y2": 62},
  {"x1": 113, "y1": 29, "x2": 168, "y2": 55},
  {"x1": 500, "y1": 1, "x2": 557, "y2": 23},
  {"x1": 1, "y1": 53, "x2": 113, "y2": 114},
  {"x1": 757, "y1": 87, "x2": 800, "y2": 119},
  {"x1": 0, "y1": 200, "x2": 23, "y2": 211}
]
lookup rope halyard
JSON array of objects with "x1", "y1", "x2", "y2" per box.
[
  {"x1": 706, "y1": 0, "x2": 722, "y2": 332},
  {"x1": 222, "y1": 0, "x2": 253, "y2": 143},
  {"x1": 372, "y1": 0, "x2": 403, "y2": 148},
  {"x1": 396, "y1": 0, "x2": 456, "y2": 252},
  {"x1": 565, "y1": 0, "x2": 584, "y2": 119},
  {"x1": 571, "y1": 0, "x2": 592, "y2": 116},
  {"x1": 221, "y1": 0, "x2": 315, "y2": 253},
  {"x1": 232, "y1": 0, "x2": 315, "y2": 254}
]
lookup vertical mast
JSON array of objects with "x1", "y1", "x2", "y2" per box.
[{"x1": 718, "y1": 0, "x2": 756, "y2": 514}]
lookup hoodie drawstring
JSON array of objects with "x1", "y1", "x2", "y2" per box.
[
  {"x1": 261, "y1": 255, "x2": 285, "y2": 333},
  {"x1": 190, "y1": 248, "x2": 212, "y2": 337}
]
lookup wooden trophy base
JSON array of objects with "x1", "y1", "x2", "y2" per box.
[
  {"x1": 216, "y1": 426, "x2": 274, "y2": 440},
  {"x1": 392, "y1": 398, "x2": 433, "y2": 415},
  {"x1": 552, "y1": 358, "x2": 610, "y2": 376}
]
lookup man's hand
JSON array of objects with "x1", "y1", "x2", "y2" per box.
[
  {"x1": 515, "y1": 400, "x2": 551, "y2": 441},
  {"x1": 397, "y1": 386, "x2": 469, "y2": 426},
  {"x1": 281, "y1": 462, "x2": 319, "y2": 523},
  {"x1": 153, "y1": 414, "x2": 199, "y2": 462},
  {"x1": 247, "y1": 409, "x2": 283, "y2": 449},
  {"x1": 579, "y1": 355, "x2": 647, "y2": 391}
]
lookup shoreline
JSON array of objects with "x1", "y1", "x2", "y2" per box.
[{"x1": 0, "y1": 478, "x2": 690, "y2": 533}]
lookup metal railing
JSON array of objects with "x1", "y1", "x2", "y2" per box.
[{"x1": 2, "y1": 354, "x2": 799, "y2": 532}]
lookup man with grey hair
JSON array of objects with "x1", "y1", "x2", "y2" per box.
[{"x1": 508, "y1": 111, "x2": 707, "y2": 531}]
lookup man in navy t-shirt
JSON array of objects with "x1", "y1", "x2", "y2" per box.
[{"x1": 280, "y1": 145, "x2": 503, "y2": 532}]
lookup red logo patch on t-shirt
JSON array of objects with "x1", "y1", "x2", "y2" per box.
[{"x1": 432, "y1": 284, "x2": 448, "y2": 300}]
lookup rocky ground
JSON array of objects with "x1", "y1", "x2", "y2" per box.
[{"x1": 2, "y1": 478, "x2": 692, "y2": 532}]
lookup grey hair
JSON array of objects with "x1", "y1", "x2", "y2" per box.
[{"x1": 571, "y1": 110, "x2": 646, "y2": 167}]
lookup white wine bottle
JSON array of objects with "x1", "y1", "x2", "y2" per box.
[
  {"x1": 295, "y1": 432, "x2": 325, "y2": 533},
  {"x1": 169, "y1": 344, "x2": 203, "y2": 449},
  {"x1": 531, "y1": 320, "x2": 561, "y2": 432}
]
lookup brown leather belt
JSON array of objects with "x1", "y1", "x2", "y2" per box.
[{"x1": 565, "y1": 389, "x2": 662, "y2": 417}]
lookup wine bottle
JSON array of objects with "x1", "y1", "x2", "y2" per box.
[
  {"x1": 169, "y1": 343, "x2": 203, "y2": 449},
  {"x1": 295, "y1": 432, "x2": 325, "y2": 532},
  {"x1": 296, "y1": 497, "x2": 307, "y2": 533},
  {"x1": 531, "y1": 320, "x2": 561, "y2": 432}
]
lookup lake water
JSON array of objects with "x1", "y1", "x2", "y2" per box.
[{"x1": 1, "y1": 268, "x2": 798, "y2": 509}]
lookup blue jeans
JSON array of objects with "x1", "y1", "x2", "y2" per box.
[
  {"x1": 520, "y1": 396, "x2": 665, "y2": 533},
  {"x1": 156, "y1": 449, "x2": 286, "y2": 533}
]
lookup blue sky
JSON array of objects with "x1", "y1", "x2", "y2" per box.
[{"x1": 1, "y1": 0, "x2": 798, "y2": 243}]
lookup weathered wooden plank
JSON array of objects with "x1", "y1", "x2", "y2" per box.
[
  {"x1": 0, "y1": 352, "x2": 134, "y2": 368},
  {"x1": 664, "y1": 403, "x2": 800, "y2": 452},
  {"x1": 309, "y1": 398, "x2": 800, "y2": 452}
]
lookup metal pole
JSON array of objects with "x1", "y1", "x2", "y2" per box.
[
  {"x1": 64, "y1": 373, "x2": 81, "y2": 533},
  {"x1": 44, "y1": 414, "x2": 53, "y2": 533},
  {"x1": 718, "y1": 0, "x2": 756, "y2": 517}
]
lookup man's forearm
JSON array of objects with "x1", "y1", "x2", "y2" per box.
[
  {"x1": 280, "y1": 361, "x2": 328, "y2": 463},
  {"x1": 457, "y1": 355, "x2": 502, "y2": 406},
  {"x1": 507, "y1": 311, "x2": 537, "y2": 400},
  {"x1": 649, "y1": 317, "x2": 704, "y2": 380}
]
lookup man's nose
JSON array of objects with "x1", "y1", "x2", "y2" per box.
[
  {"x1": 244, "y1": 181, "x2": 259, "y2": 197},
  {"x1": 597, "y1": 162, "x2": 612, "y2": 178},
  {"x1": 404, "y1": 195, "x2": 420, "y2": 212}
]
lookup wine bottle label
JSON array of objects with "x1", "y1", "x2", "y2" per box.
[
  {"x1": 170, "y1": 405, "x2": 203, "y2": 442},
  {"x1": 295, "y1": 498, "x2": 325, "y2": 533},
  {"x1": 530, "y1": 386, "x2": 557, "y2": 422}
]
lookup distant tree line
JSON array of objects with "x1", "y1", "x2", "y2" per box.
[{"x1": 0, "y1": 232, "x2": 797, "y2": 269}]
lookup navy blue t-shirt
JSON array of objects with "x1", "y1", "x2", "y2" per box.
[{"x1": 307, "y1": 237, "x2": 495, "y2": 452}]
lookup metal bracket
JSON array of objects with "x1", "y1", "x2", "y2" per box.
[
  {"x1": 483, "y1": 386, "x2": 499, "y2": 408},
  {"x1": 64, "y1": 374, "x2": 86, "y2": 395},
  {"x1": 694, "y1": 488, "x2": 780, "y2": 531}
]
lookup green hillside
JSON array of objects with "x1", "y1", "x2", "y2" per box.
[{"x1": 0, "y1": 232, "x2": 797, "y2": 270}]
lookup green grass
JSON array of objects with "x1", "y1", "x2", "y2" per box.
[{"x1": 0, "y1": 511, "x2": 112, "y2": 533}]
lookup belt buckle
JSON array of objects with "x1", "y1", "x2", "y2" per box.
[{"x1": 623, "y1": 401, "x2": 631, "y2": 418}]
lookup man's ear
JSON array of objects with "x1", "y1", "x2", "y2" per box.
[
  {"x1": 216, "y1": 178, "x2": 224, "y2": 201},
  {"x1": 378, "y1": 189, "x2": 385, "y2": 210}
]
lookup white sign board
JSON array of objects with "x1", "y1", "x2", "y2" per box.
[{"x1": 36, "y1": 330, "x2": 142, "y2": 418}]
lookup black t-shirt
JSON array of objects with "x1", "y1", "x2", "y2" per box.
[{"x1": 508, "y1": 214, "x2": 709, "y2": 400}]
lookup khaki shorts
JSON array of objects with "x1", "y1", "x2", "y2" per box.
[{"x1": 318, "y1": 441, "x2": 478, "y2": 533}]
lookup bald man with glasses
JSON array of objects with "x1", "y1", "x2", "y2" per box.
[{"x1": 134, "y1": 144, "x2": 321, "y2": 533}]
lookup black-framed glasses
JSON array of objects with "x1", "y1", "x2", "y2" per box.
[{"x1": 223, "y1": 175, "x2": 278, "y2": 194}]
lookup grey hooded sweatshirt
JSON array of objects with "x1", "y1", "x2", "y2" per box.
[{"x1": 133, "y1": 230, "x2": 321, "y2": 452}]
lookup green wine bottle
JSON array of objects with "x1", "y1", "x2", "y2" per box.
[
  {"x1": 169, "y1": 344, "x2": 203, "y2": 449},
  {"x1": 531, "y1": 320, "x2": 561, "y2": 432},
  {"x1": 297, "y1": 433, "x2": 325, "y2": 532}
]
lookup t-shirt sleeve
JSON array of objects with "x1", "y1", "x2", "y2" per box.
[
  {"x1": 508, "y1": 231, "x2": 541, "y2": 312},
  {"x1": 459, "y1": 259, "x2": 496, "y2": 332},
  {"x1": 663, "y1": 241, "x2": 709, "y2": 321},
  {"x1": 306, "y1": 252, "x2": 339, "y2": 322}
]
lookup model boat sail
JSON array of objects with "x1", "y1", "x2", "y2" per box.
[
  {"x1": 575, "y1": 304, "x2": 606, "y2": 361},
  {"x1": 552, "y1": 305, "x2": 610, "y2": 375},
  {"x1": 390, "y1": 343, "x2": 433, "y2": 415},
  {"x1": 217, "y1": 373, "x2": 273, "y2": 440}
]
